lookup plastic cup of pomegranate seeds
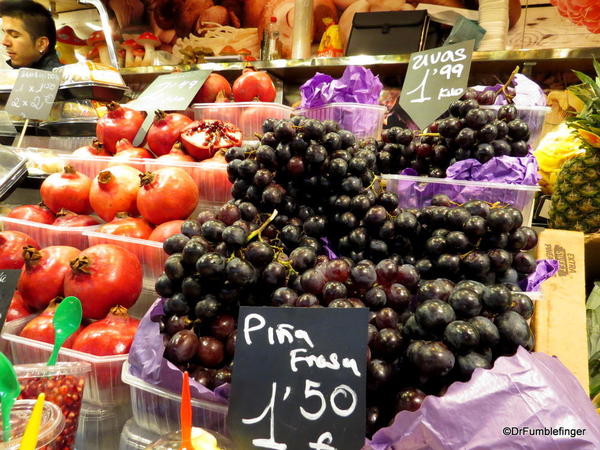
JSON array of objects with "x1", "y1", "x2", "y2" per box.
[
  {"x1": 14, "y1": 362, "x2": 91, "y2": 449},
  {"x1": 0, "y1": 399, "x2": 65, "y2": 449}
]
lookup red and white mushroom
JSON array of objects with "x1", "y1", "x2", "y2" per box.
[
  {"x1": 56, "y1": 26, "x2": 86, "y2": 64},
  {"x1": 86, "y1": 46, "x2": 99, "y2": 62},
  {"x1": 87, "y1": 30, "x2": 111, "y2": 66},
  {"x1": 121, "y1": 39, "x2": 138, "y2": 68},
  {"x1": 132, "y1": 47, "x2": 145, "y2": 67},
  {"x1": 136, "y1": 32, "x2": 160, "y2": 66}
]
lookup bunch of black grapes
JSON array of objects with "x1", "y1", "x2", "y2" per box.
[
  {"x1": 394, "y1": 194, "x2": 539, "y2": 285},
  {"x1": 376, "y1": 88, "x2": 531, "y2": 177},
  {"x1": 366, "y1": 277, "x2": 534, "y2": 435},
  {"x1": 152, "y1": 116, "x2": 538, "y2": 435}
]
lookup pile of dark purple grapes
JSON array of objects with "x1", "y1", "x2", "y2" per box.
[
  {"x1": 153, "y1": 116, "x2": 537, "y2": 436},
  {"x1": 376, "y1": 88, "x2": 531, "y2": 177}
]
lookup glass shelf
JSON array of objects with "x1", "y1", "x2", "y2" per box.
[{"x1": 120, "y1": 47, "x2": 600, "y2": 84}]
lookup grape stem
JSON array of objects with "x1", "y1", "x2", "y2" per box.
[
  {"x1": 247, "y1": 209, "x2": 278, "y2": 243},
  {"x1": 498, "y1": 66, "x2": 520, "y2": 104}
]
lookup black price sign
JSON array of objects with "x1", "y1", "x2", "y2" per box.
[
  {"x1": 5, "y1": 68, "x2": 60, "y2": 121},
  {"x1": 228, "y1": 307, "x2": 369, "y2": 450},
  {"x1": 400, "y1": 40, "x2": 474, "y2": 129},
  {"x1": 128, "y1": 70, "x2": 210, "y2": 112},
  {"x1": 0, "y1": 270, "x2": 21, "y2": 332},
  {"x1": 129, "y1": 70, "x2": 211, "y2": 146}
]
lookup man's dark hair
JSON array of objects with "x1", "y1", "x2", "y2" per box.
[{"x1": 0, "y1": 0, "x2": 56, "y2": 51}]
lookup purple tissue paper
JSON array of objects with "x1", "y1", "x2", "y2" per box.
[
  {"x1": 128, "y1": 298, "x2": 229, "y2": 404},
  {"x1": 368, "y1": 347, "x2": 600, "y2": 449},
  {"x1": 520, "y1": 259, "x2": 560, "y2": 292},
  {"x1": 299, "y1": 66, "x2": 383, "y2": 108},
  {"x1": 446, "y1": 154, "x2": 541, "y2": 185}
]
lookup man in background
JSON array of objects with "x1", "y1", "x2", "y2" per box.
[{"x1": 0, "y1": 0, "x2": 61, "y2": 70}]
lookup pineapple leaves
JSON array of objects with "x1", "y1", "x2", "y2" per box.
[{"x1": 572, "y1": 70, "x2": 600, "y2": 98}]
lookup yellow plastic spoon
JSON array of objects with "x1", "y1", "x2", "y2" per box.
[{"x1": 19, "y1": 393, "x2": 45, "y2": 450}]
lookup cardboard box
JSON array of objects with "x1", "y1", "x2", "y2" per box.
[{"x1": 533, "y1": 229, "x2": 589, "y2": 393}]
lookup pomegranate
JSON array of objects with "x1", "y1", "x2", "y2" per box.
[
  {"x1": 71, "y1": 305, "x2": 139, "y2": 356},
  {"x1": 197, "y1": 157, "x2": 231, "y2": 204},
  {"x1": 19, "y1": 298, "x2": 82, "y2": 348},
  {"x1": 96, "y1": 101, "x2": 145, "y2": 154},
  {"x1": 72, "y1": 139, "x2": 110, "y2": 157},
  {"x1": 98, "y1": 213, "x2": 154, "y2": 239},
  {"x1": 232, "y1": 67, "x2": 276, "y2": 102},
  {"x1": 40, "y1": 165, "x2": 92, "y2": 214},
  {"x1": 148, "y1": 220, "x2": 184, "y2": 241},
  {"x1": 156, "y1": 143, "x2": 195, "y2": 163},
  {"x1": 7, "y1": 204, "x2": 55, "y2": 224},
  {"x1": 180, "y1": 119, "x2": 242, "y2": 161},
  {"x1": 0, "y1": 231, "x2": 39, "y2": 269},
  {"x1": 193, "y1": 73, "x2": 232, "y2": 103},
  {"x1": 89, "y1": 165, "x2": 142, "y2": 221},
  {"x1": 114, "y1": 138, "x2": 154, "y2": 157},
  {"x1": 147, "y1": 110, "x2": 193, "y2": 156},
  {"x1": 137, "y1": 168, "x2": 199, "y2": 225},
  {"x1": 6, "y1": 291, "x2": 31, "y2": 322},
  {"x1": 18, "y1": 245, "x2": 80, "y2": 311},
  {"x1": 64, "y1": 244, "x2": 143, "y2": 320},
  {"x1": 52, "y1": 210, "x2": 101, "y2": 227}
]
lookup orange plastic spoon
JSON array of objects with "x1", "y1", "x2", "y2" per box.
[{"x1": 180, "y1": 371, "x2": 192, "y2": 450}]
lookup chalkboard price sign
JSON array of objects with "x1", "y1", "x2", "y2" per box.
[
  {"x1": 129, "y1": 70, "x2": 211, "y2": 145},
  {"x1": 5, "y1": 68, "x2": 60, "y2": 121},
  {"x1": 128, "y1": 70, "x2": 210, "y2": 112},
  {"x1": 228, "y1": 307, "x2": 369, "y2": 450},
  {"x1": 0, "y1": 269, "x2": 21, "y2": 332},
  {"x1": 400, "y1": 40, "x2": 474, "y2": 129}
]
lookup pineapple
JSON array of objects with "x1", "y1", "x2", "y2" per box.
[{"x1": 549, "y1": 61, "x2": 600, "y2": 233}]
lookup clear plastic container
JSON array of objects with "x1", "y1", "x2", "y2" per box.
[
  {"x1": 382, "y1": 174, "x2": 541, "y2": 227},
  {"x1": 59, "y1": 155, "x2": 232, "y2": 208},
  {"x1": 296, "y1": 102, "x2": 386, "y2": 139},
  {"x1": 75, "y1": 401, "x2": 133, "y2": 450},
  {"x1": 191, "y1": 102, "x2": 293, "y2": 140},
  {"x1": 3, "y1": 316, "x2": 130, "y2": 408},
  {"x1": 119, "y1": 418, "x2": 160, "y2": 450},
  {"x1": 121, "y1": 362, "x2": 228, "y2": 435},
  {"x1": 0, "y1": 215, "x2": 101, "y2": 249},
  {"x1": 0, "y1": 399, "x2": 65, "y2": 450},
  {"x1": 84, "y1": 230, "x2": 166, "y2": 289},
  {"x1": 146, "y1": 429, "x2": 232, "y2": 449},
  {"x1": 481, "y1": 105, "x2": 550, "y2": 150},
  {"x1": 15, "y1": 362, "x2": 91, "y2": 449}
]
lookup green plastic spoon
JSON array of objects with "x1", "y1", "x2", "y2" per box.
[
  {"x1": 0, "y1": 352, "x2": 21, "y2": 442},
  {"x1": 47, "y1": 296, "x2": 82, "y2": 366}
]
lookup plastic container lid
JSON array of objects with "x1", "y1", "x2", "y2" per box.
[
  {"x1": 481, "y1": 105, "x2": 551, "y2": 112},
  {"x1": 0, "y1": 146, "x2": 27, "y2": 201},
  {"x1": 0, "y1": 399, "x2": 65, "y2": 449},
  {"x1": 120, "y1": 418, "x2": 160, "y2": 449},
  {"x1": 145, "y1": 429, "x2": 232, "y2": 450},
  {"x1": 14, "y1": 361, "x2": 92, "y2": 378},
  {"x1": 382, "y1": 174, "x2": 541, "y2": 191}
]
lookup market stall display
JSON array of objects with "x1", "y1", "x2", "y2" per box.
[{"x1": 2, "y1": 1, "x2": 600, "y2": 443}]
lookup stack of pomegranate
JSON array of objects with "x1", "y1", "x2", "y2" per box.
[{"x1": 1, "y1": 233, "x2": 142, "y2": 357}]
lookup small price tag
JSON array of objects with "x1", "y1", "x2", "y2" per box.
[
  {"x1": 129, "y1": 70, "x2": 211, "y2": 145},
  {"x1": 0, "y1": 269, "x2": 21, "y2": 331},
  {"x1": 5, "y1": 68, "x2": 60, "y2": 121},
  {"x1": 400, "y1": 40, "x2": 474, "y2": 129},
  {"x1": 228, "y1": 307, "x2": 368, "y2": 450}
]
